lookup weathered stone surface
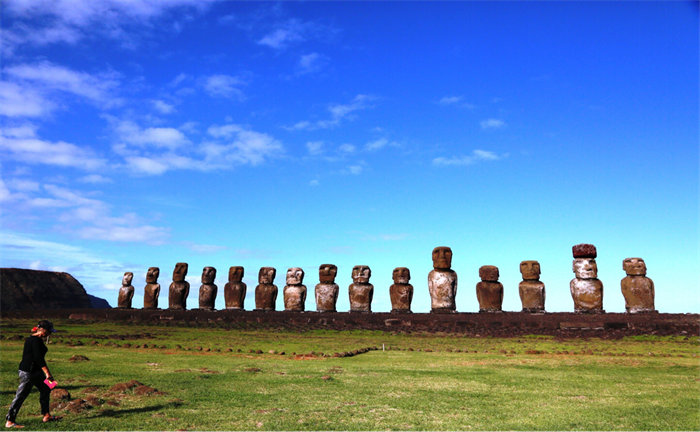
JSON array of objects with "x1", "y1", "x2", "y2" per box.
[
  {"x1": 143, "y1": 267, "x2": 161, "y2": 310},
  {"x1": 224, "y1": 266, "x2": 246, "y2": 310},
  {"x1": 428, "y1": 247, "x2": 457, "y2": 313},
  {"x1": 116, "y1": 272, "x2": 134, "y2": 309},
  {"x1": 315, "y1": 264, "x2": 339, "y2": 312},
  {"x1": 284, "y1": 267, "x2": 307, "y2": 311},
  {"x1": 255, "y1": 267, "x2": 277, "y2": 311},
  {"x1": 477, "y1": 265, "x2": 503, "y2": 312},
  {"x1": 621, "y1": 258, "x2": 656, "y2": 313},
  {"x1": 572, "y1": 243, "x2": 597, "y2": 259},
  {"x1": 198, "y1": 266, "x2": 217, "y2": 310},
  {"x1": 570, "y1": 258, "x2": 604, "y2": 313},
  {"x1": 168, "y1": 263, "x2": 190, "y2": 310},
  {"x1": 519, "y1": 261, "x2": 545, "y2": 312},
  {"x1": 390, "y1": 267, "x2": 413, "y2": 313},
  {"x1": 349, "y1": 265, "x2": 373, "y2": 312},
  {"x1": 0, "y1": 268, "x2": 96, "y2": 311}
]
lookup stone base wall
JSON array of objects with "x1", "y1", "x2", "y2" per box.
[{"x1": 2, "y1": 309, "x2": 698, "y2": 336}]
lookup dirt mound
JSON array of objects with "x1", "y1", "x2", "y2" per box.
[
  {"x1": 134, "y1": 385, "x2": 157, "y2": 395},
  {"x1": 244, "y1": 368, "x2": 261, "y2": 373},
  {"x1": 69, "y1": 355, "x2": 90, "y2": 362},
  {"x1": 83, "y1": 386, "x2": 100, "y2": 393},
  {"x1": 109, "y1": 380, "x2": 142, "y2": 392},
  {"x1": 51, "y1": 388, "x2": 70, "y2": 400}
]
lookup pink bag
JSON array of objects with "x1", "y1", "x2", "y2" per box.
[{"x1": 44, "y1": 379, "x2": 57, "y2": 389}]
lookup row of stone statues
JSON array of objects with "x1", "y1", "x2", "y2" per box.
[{"x1": 117, "y1": 244, "x2": 656, "y2": 314}]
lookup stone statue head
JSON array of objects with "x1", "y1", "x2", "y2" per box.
[
  {"x1": 520, "y1": 261, "x2": 541, "y2": 281},
  {"x1": 146, "y1": 267, "x2": 160, "y2": 283},
  {"x1": 479, "y1": 265, "x2": 499, "y2": 282},
  {"x1": 173, "y1": 262, "x2": 188, "y2": 282},
  {"x1": 122, "y1": 272, "x2": 134, "y2": 286},
  {"x1": 392, "y1": 267, "x2": 410, "y2": 284},
  {"x1": 228, "y1": 266, "x2": 244, "y2": 283},
  {"x1": 432, "y1": 246, "x2": 452, "y2": 270},
  {"x1": 202, "y1": 266, "x2": 216, "y2": 284},
  {"x1": 318, "y1": 264, "x2": 337, "y2": 284},
  {"x1": 573, "y1": 258, "x2": 598, "y2": 279},
  {"x1": 259, "y1": 267, "x2": 276, "y2": 284},
  {"x1": 623, "y1": 257, "x2": 647, "y2": 276},
  {"x1": 352, "y1": 265, "x2": 371, "y2": 284},
  {"x1": 286, "y1": 267, "x2": 305, "y2": 285}
]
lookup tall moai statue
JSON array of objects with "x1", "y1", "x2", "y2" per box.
[
  {"x1": 570, "y1": 244, "x2": 604, "y2": 313},
  {"x1": 428, "y1": 246, "x2": 457, "y2": 313},
  {"x1": 476, "y1": 265, "x2": 504, "y2": 313},
  {"x1": 390, "y1": 267, "x2": 413, "y2": 313},
  {"x1": 143, "y1": 267, "x2": 161, "y2": 309},
  {"x1": 224, "y1": 266, "x2": 246, "y2": 310},
  {"x1": 168, "y1": 262, "x2": 190, "y2": 310},
  {"x1": 198, "y1": 266, "x2": 217, "y2": 310},
  {"x1": 315, "y1": 264, "x2": 339, "y2": 312},
  {"x1": 349, "y1": 265, "x2": 373, "y2": 312},
  {"x1": 284, "y1": 267, "x2": 307, "y2": 311},
  {"x1": 621, "y1": 258, "x2": 656, "y2": 313},
  {"x1": 255, "y1": 267, "x2": 278, "y2": 311},
  {"x1": 519, "y1": 261, "x2": 545, "y2": 313},
  {"x1": 117, "y1": 272, "x2": 135, "y2": 309}
]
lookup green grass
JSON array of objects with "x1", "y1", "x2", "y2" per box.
[{"x1": 1, "y1": 319, "x2": 698, "y2": 430}]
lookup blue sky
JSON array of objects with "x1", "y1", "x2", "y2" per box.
[{"x1": 1, "y1": 1, "x2": 698, "y2": 313}]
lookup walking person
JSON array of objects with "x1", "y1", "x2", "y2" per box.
[{"x1": 5, "y1": 320, "x2": 61, "y2": 428}]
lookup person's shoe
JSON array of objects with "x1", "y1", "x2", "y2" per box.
[
  {"x1": 5, "y1": 422, "x2": 24, "y2": 428},
  {"x1": 43, "y1": 415, "x2": 61, "y2": 423}
]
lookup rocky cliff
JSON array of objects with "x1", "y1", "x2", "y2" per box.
[{"x1": 1, "y1": 268, "x2": 109, "y2": 311}]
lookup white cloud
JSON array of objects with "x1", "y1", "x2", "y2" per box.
[
  {"x1": 347, "y1": 165, "x2": 363, "y2": 175},
  {"x1": 306, "y1": 141, "x2": 324, "y2": 155},
  {"x1": 204, "y1": 125, "x2": 284, "y2": 166},
  {"x1": 0, "y1": 81, "x2": 54, "y2": 118},
  {"x1": 202, "y1": 74, "x2": 245, "y2": 99},
  {"x1": 309, "y1": 179, "x2": 319, "y2": 187},
  {"x1": 480, "y1": 118, "x2": 506, "y2": 130},
  {"x1": 6, "y1": 178, "x2": 40, "y2": 192},
  {"x1": 2, "y1": 0, "x2": 213, "y2": 53},
  {"x1": 296, "y1": 52, "x2": 327, "y2": 76},
  {"x1": 339, "y1": 144, "x2": 356, "y2": 153},
  {"x1": 0, "y1": 130, "x2": 106, "y2": 170},
  {"x1": 365, "y1": 138, "x2": 399, "y2": 152},
  {"x1": 286, "y1": 94, "x2": 376, "y2": 131},
  {"x1": 124, "y1": 156, "x2": 170, "y2": 175},
  {"x1": 438, "y1": 96, "x2": 463, "y2": 105},
  {"x1": 152, "y1": 99, "x2": 175, "y2": 114},
  {"x1": 78, "y1": 174, "x2": 113, "y2": 184},
  {"x1": 114, "y1": 120, "x2": 189, "y2": 149},
  {"x1": 169, "y1": 73, "x2": 191, "y2": 87},
  {"x1": 258, "y1": 27, "x2": 304, "y2": 49},
  {"x1": 432, "y1": 149, "x2": 501, "y2": 166},
  {"x1": 182, "y1": 242, "x2": 228, "y2": 254}
]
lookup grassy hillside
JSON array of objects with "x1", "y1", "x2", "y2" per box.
[{"x1": 1, "y1": 319, "x2": 698, "y2": 430}]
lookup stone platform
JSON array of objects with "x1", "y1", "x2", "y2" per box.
[{"x1": 2, "y1": 309, "x2": 698, "y2": 337}]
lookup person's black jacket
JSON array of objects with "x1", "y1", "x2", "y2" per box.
[{"x1": 18, "y1": 336, "x2": 48, "y2": 373}]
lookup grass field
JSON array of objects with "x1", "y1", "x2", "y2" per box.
[{"x1": 1, "y1": 319, "x2": 698, "y2": 431}]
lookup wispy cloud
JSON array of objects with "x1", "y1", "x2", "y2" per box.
[
  {"x1": 480, "y1": 118, "x2": 506, "y2": 130},
  {"x1": 204, "y1": 124, "x2": 284, "y2": 166},
  {"x1": 256, "y1": 18, "x2": 336, "y2": 50},
  {"x1": 152, "y1": 99, "x2": 176, "y2": 114},
  {"x1": 432, "y1": 149, "x2": 502, "y2": 166},
  {"x1": 438, "y1": 96, "x2": 463, "y2": 105},
  {"x1": 201, "y1": 74, "x2": 246, "y2": 100},
  {"x1": 113, "y1": 119, "x2": 190, "y2": 150},
  {"x1": 365, "y1": 138, "x2": 399, "y2": 152},
  {"x1": 309, "y1": 179, "x2": 319, "y2": 187},
  {"x1": 0, "y1": 62, "x2": 121, "y2": 118},
  {"x1": 306, "y1": 141, "x2": 324, "y2": 155},
  {"x1": 338, "y1": 144, "x2": 356, "y2": 153},
  {"x1": 77, "y1": 175, "x2": 113, "y2": 184},
  {"x1": 295, "y1": 52, "x2": 328, "y2": 76},
  {"x1": 182, "y1": 242, "x2": 228, "y2": 254},
  {"x1": 286, "y1": 94, "x2": 376, "y2": 131},
  {"x1": 2, "y1": 0, "x2": 213, "y2": 54},
  {"x1": 0, "y1": 125, "x2": 106, "y2": 170}
]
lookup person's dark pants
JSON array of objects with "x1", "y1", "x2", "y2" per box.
[{"x1": 5, "y1": 370, "x2": 50, "y2": 423}]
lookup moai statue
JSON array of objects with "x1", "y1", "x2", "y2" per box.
[
  {"x1": 428, "y1": 246, "x2": 457, "y2": 313},
  {"x1": 315, "y1": 264, "x2": 339, "y2": 312},
  {"x1": 143, "y1": 267, "x2": 161, "y2": 309},
  {"x1": 255, "y1": 267, "x2": 278, "y2": 311},
  {"x1": 168, "y1": 262, "x2": 190, "y2": 310},
  {"x1": 198, "y1": 266, "x2": 217, "y2": 310},
  {"x1": 117, "y1": 272, "x2": 135, "y2": 309},
  {"x1": 621, "y1": 258, "x2": 656, "y2": 313},
  {"x1": 390, "y1": 267, "x2": 413, "y2": 313},
  {"x1": 570, "y1": 244, "x2": 604, "y2": 313},
  {"x1": 284, "y1": 267, "x2": 307, "y2": 311},
  {"x1": 519, "y1": 261, "x2": 545, "y2": 313},
  {"x1": 476, "y1": 265, "x2": 504, "y2": 313},
  {"x1": 349, "y1": 265, "x2": 373, "y2": 312},
  {"x1": 224, "y1": 266, "x2": 246, "y2": 310}
]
